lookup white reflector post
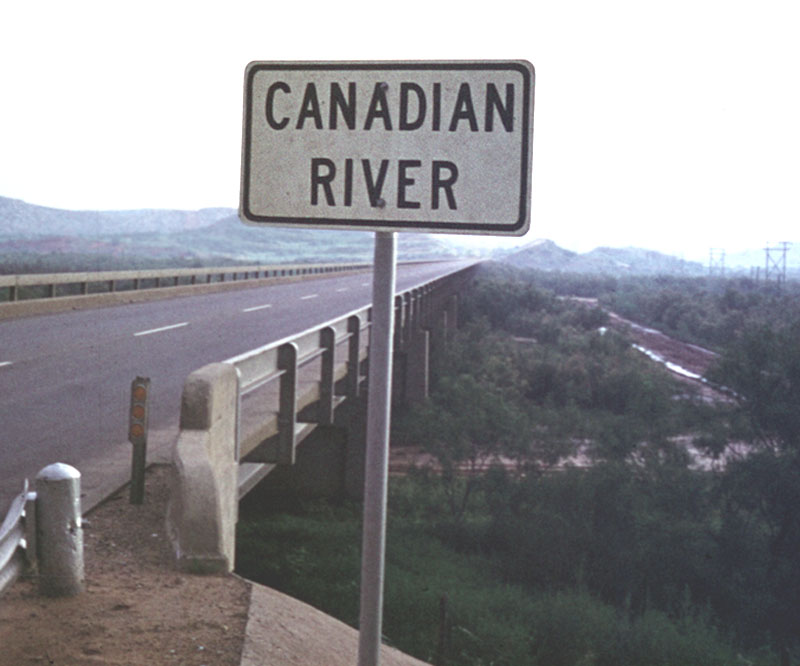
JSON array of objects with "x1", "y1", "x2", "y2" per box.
[{"x1": 358, "y1": 231, "x2": 397, "y2": 666}]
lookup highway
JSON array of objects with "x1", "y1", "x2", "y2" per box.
[{"x1": 0, "y1": 260, "x2": 474, "y2": 510}]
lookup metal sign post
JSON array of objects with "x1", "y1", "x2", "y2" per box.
[
  {"x1": 128, "y1": 376, "x2": 150, "y2": 505},
  {"x1": 358, "y1": 231, "x2": 397, "y2": 666}
]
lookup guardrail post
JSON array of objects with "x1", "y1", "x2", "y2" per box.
[
  {"x1": 318, "y1": 326, "x2": 335, "y2": 425},
  {"x1": 35, "y1": 463, "x2": 84, "y2": 597},
  {"x1": 423, "y1": 285, "x2": 433, "y2": 327},
  {"x1": 346, "y1": 315, "x2": 362, "y2": 399},
  {"x1": 406, "y1": 291, "x2": 430, "y2": 405},
  {"x1": 393, "y1": 295, "x2": 404, "y2": 351},
  {"x1": 24, "y1": 487, "x2": 37, "y2": 569},
  {"x1": 401, "y1": 292, "x2": 412, "y2": 350},
  {"x1": 278, "y1": 343, "x2": 298, "y2": 465}
]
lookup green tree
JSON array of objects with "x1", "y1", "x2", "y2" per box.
[
  {"x1": 394, "y1": 369, "x2": 530, "y2": 522},
  {"x1": 707, "y1": 322, "x2": 800, "y2": 658}
]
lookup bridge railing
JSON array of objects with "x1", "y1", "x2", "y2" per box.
[
  {"x1": 167, "y1": 263, "x2": 477, "y2": 572},
  {"x1": 0, "y1": 261, "x2": 370, "y2": 302},
  {"x1": 230, "y1": 305, "x2": 370, "y2": 472}
]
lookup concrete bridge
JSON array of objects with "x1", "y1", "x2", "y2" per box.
[{"x1": 165, "y1": 263, "x2": 477, "y2": 572}]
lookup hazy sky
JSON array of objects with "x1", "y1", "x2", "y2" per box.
[{"x1": 2, "y1": 1, "x2": 798, "y2": 260}]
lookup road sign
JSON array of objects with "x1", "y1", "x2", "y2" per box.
[{"x1": 240, "y1": 61, "x2": 534, "y2": 236}]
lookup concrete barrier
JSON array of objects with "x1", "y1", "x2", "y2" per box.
[{"x1": 166, "y1": 363, "x2": 239, "y2": 573}]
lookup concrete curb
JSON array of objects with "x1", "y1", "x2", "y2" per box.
[{"x1": 238, "y1": 580, "x2": 431, "y2": 666}]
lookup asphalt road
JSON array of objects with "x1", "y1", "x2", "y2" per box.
[{"x1": 0, "y1": 260, "x2": 474, "y2": 510}]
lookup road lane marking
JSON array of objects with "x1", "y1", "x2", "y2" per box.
[
  {"x1": 243, "y1": 303, "x2": 273, "y2": 312},
  {"x1": 300, "y1": 294, "x2": 319, "y2": 300},
  {"x1": 361, "y1": 282, "x2": 370, "y2": 286},
  {"x1": 0, "y1": 361, "x2": 12, "y2": 368},
  {"x1": 134, "y1": 322, "x2": 189, "y2": 337},
  {"x1": 336, "y1": 288, "x2": 349, "y2": 292}
]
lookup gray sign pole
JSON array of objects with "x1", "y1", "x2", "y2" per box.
[{"x1": 358, "y1": 230, "x2": 397, "y2": 666}]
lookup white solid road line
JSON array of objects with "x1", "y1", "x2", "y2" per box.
[
  {"x1": 134, "y1": 322, "x2": 189, "y2": 337},
  {"x1": 243, "y1": 303, "x2": 273, "y2": 312},
  {"x1": 300, "y1": 294, "x2": 319, "y2": 300}
]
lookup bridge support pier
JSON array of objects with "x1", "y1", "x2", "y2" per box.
[
  {"x1": 405, "y1": 328, "x2": 430, "y2": 405},
  {"x1": 446, "y1": 295, "x2": 459, "y2": 341}
]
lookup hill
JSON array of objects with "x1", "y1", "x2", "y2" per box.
[
  {"x1": 0, "y1": 196, "x2": 227, "y2": 237},
  {"x1": 6, "y1": 195, "x2": 778, "y2": 278},
  {"x1": 0, "y1": 196, "x2": 461, "y2": 270},
  {"x1": 501, "y1": 240, "x2": 706, "y2": 276}
]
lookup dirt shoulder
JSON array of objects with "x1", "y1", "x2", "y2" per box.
[
  {"x1": 0, "y1": 465, "x2": 431, "y2": 666},
  {"x1": 0, "y1": 465, "x2": 249, "y2": 665}
]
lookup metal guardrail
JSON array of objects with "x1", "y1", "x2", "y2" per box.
[
  {"x1": 0, "y1": 480, "x2": 36, "y2": 597},
  {"x1": 0, "y1": 261, "x2": 370, "y2": 302}
]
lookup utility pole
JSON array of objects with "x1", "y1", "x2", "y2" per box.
[
  {"x1": 709, "y1": 248, "x2": 726, "y2": 277},
  {"x1": 764, "y1": 242, "x2": 790, "y2": 289}
]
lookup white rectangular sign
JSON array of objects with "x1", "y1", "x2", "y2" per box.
[{"x1": 240, "y1": 61, "x2": 534, "y2": 236}]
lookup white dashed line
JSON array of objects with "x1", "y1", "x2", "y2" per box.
[
  {"x1": 134, "y1": 322, "x2": 188, "y2": 337},
  {"x1": 361, "y1": 282, "x2": 370, "y2": 286},
  {"x1": 300, "y1": 294, "x2": 319, "y2": 300},
  {"x1": 336, "y1": 288, "x2": 349, "y2": 292},
  {"x1": 243, "y1": 303, "x2": 273, "y2": 312}
]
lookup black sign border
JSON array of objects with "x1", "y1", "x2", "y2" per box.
[{"x1": 240, "y1": 61, "x2": 534, "y2": 236}]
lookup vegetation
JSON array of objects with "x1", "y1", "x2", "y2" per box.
[{"x1": 237, "y1": 262, "x2": 800, "y2": 665}]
